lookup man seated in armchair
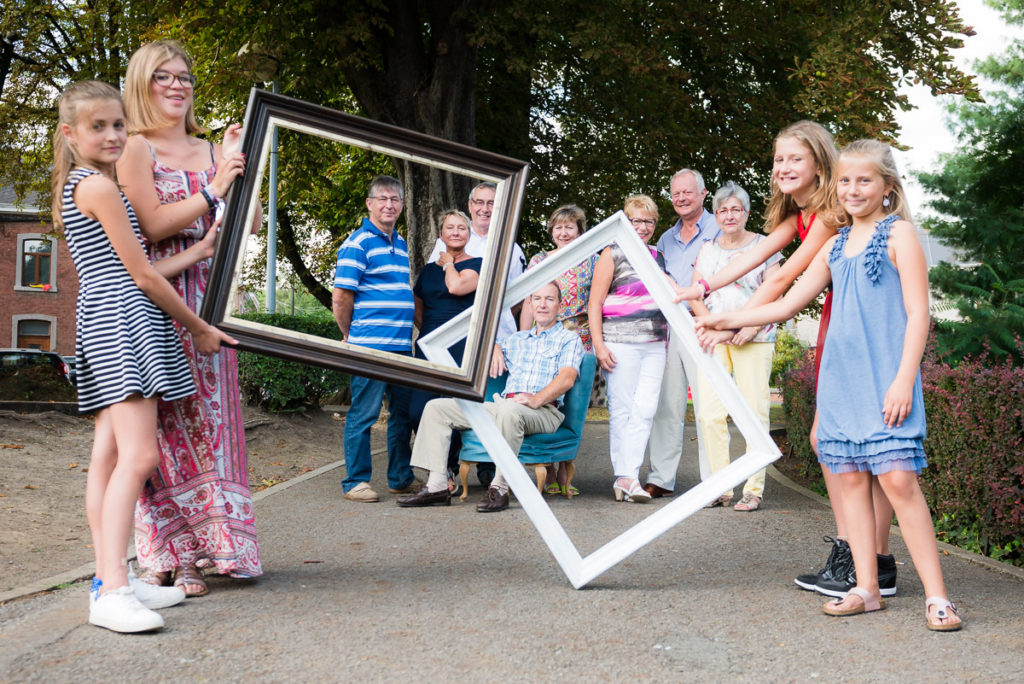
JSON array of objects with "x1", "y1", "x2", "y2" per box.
[{"x1": 398, "y1": 281, "x2": 584, "y2": 512}]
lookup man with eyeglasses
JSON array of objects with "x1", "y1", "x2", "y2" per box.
[
  {"x1": 643, "y1": 169, "x2": 720, "y2": 498},
  {"x1": 427, "y1": 182, "x2": 527, "y2": 487},
  {"x1": 333, "y1": 174, "x2": 420, "y2": 503},
  {"x1": 427, "y1": 182, "x2": 527, "y2": 342}
]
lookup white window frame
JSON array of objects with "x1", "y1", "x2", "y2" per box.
[
  {"x1": 14, "y1": 233, "x2": 58, "y2": 293},
  {"x1": 12, "y1": 314, "x2": 57, "y2": 349}
]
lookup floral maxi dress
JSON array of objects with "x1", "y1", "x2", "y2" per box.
[{"x1": 133, "y1": 141, "x2": 262, "y2": 577}]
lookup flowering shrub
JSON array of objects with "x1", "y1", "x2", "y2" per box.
[
  {"x1": 771, "y1": 329, "x2": 806, "y2": 387},
  {"x1": 779, "y1": 339, "x2": 1024, "y2": 566},
  {"x1": 778, "y1": 347, "x2": 819, "y2": 478},
  {"x1": 921, "y1": 347, "x2": 1024, "y2": 564},
  {"x1": 236, "y1": 312, "x2": 350, "y2": 412}
]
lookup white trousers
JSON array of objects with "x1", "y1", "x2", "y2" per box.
[
  {"x1": 645, "y1": 332, "x2": 708, "y2": 489},
  {"x1": 605, "y1": 340, "x2": 666, "y2": 480}
]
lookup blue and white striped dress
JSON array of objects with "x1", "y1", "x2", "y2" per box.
[{"x1": 62, "y1": 167, "x2": 195, "y2": 413}]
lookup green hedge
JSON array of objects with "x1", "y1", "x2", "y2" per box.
[
  {"x1": 235, "y1": 312, "x2": 349, "y2": 412},
  {"x1": 778, "y1": 348, "x2": 820, "y2": 480},
  {"x1": 771, "y1": 328, "x2": 806, "y2": 387},
  {"x1": 779, "y1": 341, "x2": 1024, "y2": 566}
]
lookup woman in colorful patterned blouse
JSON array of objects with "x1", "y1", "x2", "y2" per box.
[
  {"x1": 589, "y1": 195, "x2": 672, "y2": 504},
  {"x1": 521, "y1": 204, "x2": 595, "y2": 495}
]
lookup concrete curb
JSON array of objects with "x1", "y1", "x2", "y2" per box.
[{"x1": 0, "y1": 401, "x2": 79, "y2": 415}]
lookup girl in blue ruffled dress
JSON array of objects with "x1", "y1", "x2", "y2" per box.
[{"x1": 696, "y1": 139, "x2": 961, "y2": 632}]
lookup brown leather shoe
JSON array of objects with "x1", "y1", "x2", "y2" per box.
[
  {"x1": 396, "y1": 487, "x2": 451, "y2": 507},
  {"x1": 476, "y1": 487, "x2": 509, "y2": 512},
  {"x1": 643, "y1": 482, "x2": 674, "y2": 498},
  {"x1": 388, "y1": 479, "x2": 425, "y2": 494}
]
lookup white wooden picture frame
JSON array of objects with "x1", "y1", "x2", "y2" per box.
[{"x1": 418, "y1": 211, "x2": 782, "y2": 588}]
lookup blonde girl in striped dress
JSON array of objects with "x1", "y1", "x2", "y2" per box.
[{"x1": 53, "y1": 81, "x2": 234, "y2": 633}]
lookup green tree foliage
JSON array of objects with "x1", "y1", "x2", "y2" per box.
[
  {"x1": 2, "y1": 1, "x2": 979, "y2": 307},
  {"x1": 477, "y1": 0, "x2": 980, "y2": 255},
  {"x1": 917, "y1": 0, "x2": 1024, "y2": 364},
  {"x1": 149, "y1": 0, "x2": 489, "y2": 284},
  {"x1": 0, "y1": 0, "x2": 153, "y2": 201}
]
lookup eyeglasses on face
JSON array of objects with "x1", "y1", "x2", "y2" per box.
[
  {"x1": 715, "y1": 206, "x2": 747, "y2": 216},
  {"x1": 369, "y1": 195, "x2": 402, "y2": 205},
  {"x1": 152, "y1": 70, "x2": 197, "y2": 88},
  {"x1": 629, "y1": 217, "x2": 657, "y2": 227}
]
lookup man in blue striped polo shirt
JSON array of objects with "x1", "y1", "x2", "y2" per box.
[{"x1": 332, "y1": 175, "x2": 420, "y2": 502}]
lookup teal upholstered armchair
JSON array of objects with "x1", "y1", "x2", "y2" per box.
[{"x1": 457, "y1": 353, "x2": 597, "y2": 499}]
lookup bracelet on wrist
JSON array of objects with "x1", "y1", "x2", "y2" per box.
[
  {"x1": 199, "y1": 186, "x2": 219, "y2": 210},
  {"x1": 698, "y1": 278, "x2": 712, "y2": 299}
]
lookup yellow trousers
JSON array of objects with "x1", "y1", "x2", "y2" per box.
[{"x1": 696, "y1": 342, "x2": 774, "y2": 498}]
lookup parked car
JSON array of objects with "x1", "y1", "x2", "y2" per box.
[
  {"x1": 62, "y1": 355, "x2": 78, "y2": 386},
  {"x1": 0, "y1": 348, "x2": 76, "y2": 401}
]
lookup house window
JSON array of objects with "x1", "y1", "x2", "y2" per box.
[
  {"x1": 14, "y1": 317, "x2": 55, "y2": 350},
  {"x1": 15, "y1": 234, "x2": 58, "y2": 292}
]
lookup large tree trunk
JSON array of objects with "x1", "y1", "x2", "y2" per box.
[{"x1": 337, "y1": 0, "x2": 485, "y2": 276}]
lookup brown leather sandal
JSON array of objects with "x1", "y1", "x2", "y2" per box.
[
  {"x1": 172, "y1": 563, "x2": 209, "y2": 597},
  {"x1": 134, "y1": 567, "x2": 172, "y2": 586}
]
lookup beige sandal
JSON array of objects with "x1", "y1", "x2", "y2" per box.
[
  {"x1": 733, "y1": 494, "x2": 762, "y2": 511},
  {"x1": 824, "y1": 587, "x2": 885, "y2": 616},
  {"x1": 925, "y1": 596, "x2": 962, "y2": 632}
]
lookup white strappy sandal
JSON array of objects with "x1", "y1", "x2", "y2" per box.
[{"x1": 925, "y1": 596, "x2": 963, "y2": 632}]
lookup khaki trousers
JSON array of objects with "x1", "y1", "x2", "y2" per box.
[
  {"x1": 696, "y1": 342, "x2": 774, "y2": 497},
  {"x1": 411, "y1": 395, "x2": 564, "y2": 475}
]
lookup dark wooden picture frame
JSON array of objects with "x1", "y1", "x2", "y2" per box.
[{"x1": 200, "y1": 88, "x2": 529, "y2": 400}]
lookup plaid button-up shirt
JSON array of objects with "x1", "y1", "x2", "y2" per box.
[{"x1": 501, "y1": 322, "x2": 584, "y2": 403}]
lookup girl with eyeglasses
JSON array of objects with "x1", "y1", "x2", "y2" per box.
[{"x1": 117, "y1": 40, "x2": 261, "y2": 598}]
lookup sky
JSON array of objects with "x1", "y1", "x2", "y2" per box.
[{"x1": 894, "y1": 0, "x2": 1023, "y2": 220}]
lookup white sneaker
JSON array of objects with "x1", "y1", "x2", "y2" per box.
[
  {"x1": 129, "y1": 570, "x2": 186, "y2": 609},
  {"x1": 89, "y1": 585, "x2": 165, "y2": 633}
]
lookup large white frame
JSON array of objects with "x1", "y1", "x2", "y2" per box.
[{"x1": 418, "y1": 211, "x2": 781, "y2": 588}]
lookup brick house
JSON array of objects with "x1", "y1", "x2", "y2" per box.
[{"x1": 0, "y1": 185, "x2": 78, "y2": 354}]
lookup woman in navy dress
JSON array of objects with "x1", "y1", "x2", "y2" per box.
[{"x1": 409, "y1": 210, "x2": 482, "y2": 491}]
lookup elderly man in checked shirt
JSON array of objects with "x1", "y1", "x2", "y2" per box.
[{"x1": 396, "y1": 281, "x2": 584, "y2": 512}]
